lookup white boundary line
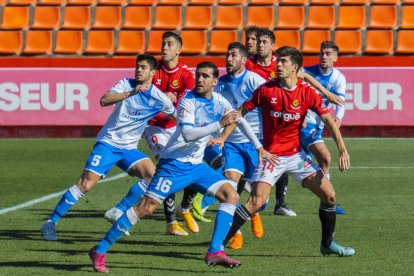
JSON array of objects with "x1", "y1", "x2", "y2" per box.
[{"x1": 0, "y1": 172, "x2": 127, "y2": 215}]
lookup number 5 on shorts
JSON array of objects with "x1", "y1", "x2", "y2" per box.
[{"x1": 91, "y1": 155, "x2": 102, "y2": 166}]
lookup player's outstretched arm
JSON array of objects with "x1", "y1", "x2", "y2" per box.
[
  {"x1": 100, "y1": 84, "x2": 149, "y2": 106},
  {"x1": 299, "y1": 71, "x2": 344, "y2": 106},
  {"x1": 321, "y1": 113, "x2": 350, "y2": 171}
]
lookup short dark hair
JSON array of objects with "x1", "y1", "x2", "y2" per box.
[
  {"x1": 257, "y1": 28, "x2": 275, "y2": 44},
  {"x1": 320, "y1": 41, "x2": 339, "y2": 53},
  {"x1": 227, "y1": 42, "x2": 249, "y2": 58},
  {"x1": 275, "y1": 46, "x2": 303, "y2": 73},
  {"x1": 136, "y1": 54, "x2": 158, "y2": 70},
  {"x1": 162, "y1": 31, "x2": 182, "y2": 49},
  {"x1": 244, "y1": 25, "x2": 260, "y2": 37},
  {"x1": 196, "y1": 62, "x2": 219, "y2": 79}
]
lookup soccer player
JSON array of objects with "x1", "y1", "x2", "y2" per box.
[
  {"x1": 40, "y1": 54, "x2": 176, "y2": 241},
  {"x1": 244, "y1": 25, "x2": 260, "y2": 57},
  {"x1": 105, "y1": 32, "x2": 205, "y2": 236},
  {"x1": 220, "y1": 46, "x2": 355, "y2": 257},
  {"x1": 300, "y1": 41, "x2": 347, "y2": 214},
  {"x1": 88, "y1": 62, "x2": 276, "y2": 272}
]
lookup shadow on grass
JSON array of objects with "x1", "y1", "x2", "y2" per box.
[{"x1": 0, "y1": 261, "x2": 87, "y2": 272}]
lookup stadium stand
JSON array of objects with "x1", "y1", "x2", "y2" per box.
[
  {"x1": 23, "y1": 30, "x2": 53, "y2": 54},
  {"x1": 0, "y1": 0, "x2": 412, "y2": 55}
]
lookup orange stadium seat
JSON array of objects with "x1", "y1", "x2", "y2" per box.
[
  {"x1": 371, "y1": 0, "x2": 400, "y2": 4},
  {"x1": 403, "y1": 0, "x2": 414, "y2": 3},
  {"x1": 187, "y1": 0, "x2": 217, "y2": 4},
  {"x1": 250, "y1": 0, "x2": 278, "y2": 4},
  {"x1": 180, "y1": 30, "x2": 207, "y2": 54},
  {"x1": 31, "y1": 6, "x2": 60, "y2": 30},
  {"x1": 302, "y1": 30, "x2": 330, "y2": 54},
  {"x1": 219, "y1": 0, "x2": 248, "y2": 4},
  {"x1": 23, "y1": 31, "x2": 53, "y2": 54},
  {"x1": 274, "y1": 30, "x2": 300, "y2": 49},
  {"x1": 310, "y1": 0, "x2": 338, "y2": 4},
  {"x1": 123, "y1": 6, "x2": 152, "y2": 29},
  {"x1": 85, "y1": 30, "x2": 114, "y2": 54},
  {"x1": 54, "y1": 30, "x2": 83, "y2": 54},
  {"x1": 401, "y1": 6, "x2": 414, "y2": 29},
  {"x1": 337, "y1": 6, "x2": 366, "y2": 29},
  {"x1": 98, "y1": 0, "x2": 128, "y2": 4},
  {"x1": 37, "y1": 0, "x2": 67, "y2": 5},
  {"x1": 61, "y1": 6, "x2": 91, "y2": 30},
  {"x1": 1, "y1": 7, "x2": 29, "y2": 29},
  {"x1": 275, "y1": 6, "x2": 304, "y2": 29},
  {"x1": 307, "y1": 5, "x2": 335, "y2": 29},
  {"x1": 0, "y1": 31, "x2": 22, "y2": 54},
  {"x1": 153, "y1": 6, "x2": 182, "y2": 30},
  {"x1": 365, "y1": 30, "x2": 394, "y2": 54},
  {"x1": 247, "y1": 6, "x2": 274, "y2": 29},
  {"x1": 279, "y1": 0, "x2": 309, "y2": 4},
  {"x1": 146, "y1": 30, "x2": 164, "y2": 53},
  {"x1": 158, "y1": 0, "x2": 188, "y2": 4},
  {"x1": 341, "y1": 0, "x2": 369, "y2": 4},
  {"x1": 129, "y1": 0, "x2": 157, "y2": 4},
  {"x1": 334, "y1": 30, "x2": 362, "y2": 54},
  {"x1": 66, "y1": 0, "x2": 96, "y2": 4},
  {"x1": 116, "y1": 30, "x2": 145, "y2": 54},
  {"x1": 396, "y1": 30, "x2": 414, "y2": 54},
  {"x1": 215, "y1": 5, "x2": 243, "y2": 30},
  {"x1": 184, "y1": 6, "x2": 213, "y2": 29},
  {"x1": 0, "y1": 0, "x2": 6, "y2": 4},
  {"x1": 368, "y1": 5, "x2": 397, "y2": 29},
  {"x1": 92, "y1": 6, "x2": 122, "y2": 29},
  {"x1": 208, "y1": 30, "x2": 238, "y2": 54},
  {"x1": 7, "y1": 0, "x2": 36, "y2": 5}
]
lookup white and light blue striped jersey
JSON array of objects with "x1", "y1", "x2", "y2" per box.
[
  {"x1": 160, "y1": 90, "x2": 233, "y2": 164},
  {"x1": 302, "y1": 65, "x2": 346, "y2": 127},
  {"x1": 215, "y1": 69, "x2": 266, "y2": 143},
  {"x1": 97, "y1": 78, "x2": 175, "y2": 150}
]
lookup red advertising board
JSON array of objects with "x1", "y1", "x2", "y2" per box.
[{"x1": 0, "y1": 66, "x2": 413, "y2": 126}]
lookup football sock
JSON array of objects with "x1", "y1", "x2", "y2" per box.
[
  {"x1": 237, "y1": 179, "x2": 246, "y2": 194},
  {"x1": 180, "y1": 188, "x2": 197, "y2": 210},
  {"x1": 275, "y1": 173, "x2": 289, "y2": 207},
  {"x1": 209, "y1": 203, "x2": 236, "y2": 253},
  {"x1": 201, "y1": 195, "x2": 217, "y2": 210},
  {"x1": 325, "y1": 172, "x2": 331, "y2": 180},
  {"x1": 50, "y1": 185, "x2": 83, "y2": 223},
  {"x1": 319, "y1": 203, "x2": 336, "y2": 247},
  {"x1": 223, "y1": 205, "x2": 251, "y2": 245},
  {"x1": 163, "y1": 193, "x2": 176, "y2": 224},
  {"x1": 115, "y1": 179, "x2": 148, "y2": 213},
  {"x1": 96, "y1": 207, "x2": 139, "y2": 254}
]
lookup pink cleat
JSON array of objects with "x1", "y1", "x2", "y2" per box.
[
  {"x1": 89, "y1": 246, "x2": 110, "y2": 273},
  {"x1": 204, "y1": 250, "x2": 241, "y2": 268}
]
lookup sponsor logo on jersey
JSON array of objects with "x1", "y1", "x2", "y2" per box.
[
  {"x1": 270, "y1": 111, "x2": 300, "y2": 121},
  {"x1": 291, "y1": 99, "x2": 300, "y2": 109},
  {"x1": 298, "y1": 160, "x2": 311, "y2": 170},
  {"x1": 170, "y1": 79, "x2": 179, "y2": 89},
  {"x1": 241, "y1": 84, "x2": 247, "y2": 93},
  {"x1": 156, "y1": 79, "x2": 161, "y2": 85},
  {"x1": 270, "y1": 97, "x2": 277, "y2": 104}
]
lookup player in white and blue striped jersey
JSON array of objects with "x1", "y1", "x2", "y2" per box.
[
  {"x1": 89, "y1": 62, "x2": 277, "y2": 272},
  {"x1": 41, "y1": 55, "x2": 175, "y2": 242},
  {"x1": 301, "y1": 41, "x2": 347, "y2": 214}
]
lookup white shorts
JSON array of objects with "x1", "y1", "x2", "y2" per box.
[
  {"x1": 252, "y1": 151, "x2": 320, "y2": 186},
  {"x1": 142, "y1": 125, "x2": 176, "y2": 158}
]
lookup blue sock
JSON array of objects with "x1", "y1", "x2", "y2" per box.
[
  {"x1": 50, "y1": 185, "x2": 83, "y2": 223},
  {"x1": 201, "y1": 195, "x2": 218, "y2": 209},
  {"x1": 96, "y1": 208, "x2": 139, "y2": 254},
  {"x1": 115, "y1": 179, "x2": 148, "y2": 212},
  {"x1": 259, "y1": 196, "x2": 270, "y2": 212},
  {"x1": 209, "y1": 203, "x2": 236, "y2": 253}
]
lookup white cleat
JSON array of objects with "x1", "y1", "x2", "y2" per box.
[{"x1": 274, "y1": 205, "x2": 297, "y2": 217}]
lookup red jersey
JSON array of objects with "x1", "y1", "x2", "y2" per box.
[
  {"x1": 149, "y1": 60, "x2": 195, "y2": 128},
  {"x1": 245, "y1": 55, "x2": 277, "y2": 81},
  {"x1": 243, "y1": 79, "x2": 329, "y2": 156}
]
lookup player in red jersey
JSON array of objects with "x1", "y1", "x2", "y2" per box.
[
  {"x1": 244, "y1": 25, "x2": 260, "y2": 57},
  {"x1": 219, "y1": 46, "x2": 355, "y2": 257}
]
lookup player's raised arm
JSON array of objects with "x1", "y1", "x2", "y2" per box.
[{"x1": 99, "y1": 84, "x2": 147, "y2": 107}]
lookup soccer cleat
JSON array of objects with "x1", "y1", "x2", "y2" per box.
[
  {"x1": 250, "y1": 213, "x2": 264, "y2": 239},
  {"x1": 89, "y1": 246, "x2": 110, "y2": 273},
  {"x1": 205, "y1": 250, "x2": 241, "y2": 268},
  {"x1": 229, "y1": 232, "x2": 243, "y2": 250},
  {"x1": 192, "y1": 209, "x2": 212, "y2": 223},
  {"x1": 166, "y1": 221, "x2": 189, "y2": 236},
  {"x1": 41, "y1": 221, "x2": 57, "y2": 241},
  {"x1": 320, "y1": 241, "x2": 355, "y2": 257},
  {"x1": 177, "y1": 207, "x2": 199, "y2": 233},
  {"x1": 274, "y1": 204, "x2": 297, "y2": 217},
  {"x1": 336, "y1": 206, "x2": 346, "y2": 215},
  {"x1": 104, "y1": 208, "x2": 130, "y2": 236},
  {"x1": 192, "y1": 193, "x2": 204, "y2": 217}
]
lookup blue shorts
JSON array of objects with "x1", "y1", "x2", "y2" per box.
[
  {"x1": 203, "y1": 144, "x2": 222, "y2": 167},
  {"x1": 84, "y1": 141, "x2": 149, "y2": 177},
  {"x1": 222, "y1": 142, "x2": 258, "y2": 181},
  {"x1": 145, "y1": 158, "x2": 228, "y2": 203},
  {"x1": 301, "y1": 122, "x2": 324, "y2": 155}
]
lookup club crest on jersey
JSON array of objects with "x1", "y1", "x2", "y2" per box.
[
  {"x1": 170, "y1": 79, "x2": 179, "y2": 89},
  {"x1": 291, "y1": 99, "x2": 300, "y2": 109},
  {"x1": 269, "y1": 71, "x2": 276, "y2": 79},
  {"x1": 179, "y1": 108, "x2": 187, "y2": 119},
  {"x1": 270, "y1": 97, "x2": 277, "y2": 104},
  {"x1": 148, "y1": 99, "x2": 155, "y2": 107},
  {"x1": 240, "y1": 84, "x2": 247, "y2": 93},
  {"x1": 156, "y1": 79, "x2": 161, "y2": 85}
]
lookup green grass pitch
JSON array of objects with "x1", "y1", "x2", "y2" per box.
[{"x1": 0, "y1": 138, "x2": 413, "y2": 275}]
